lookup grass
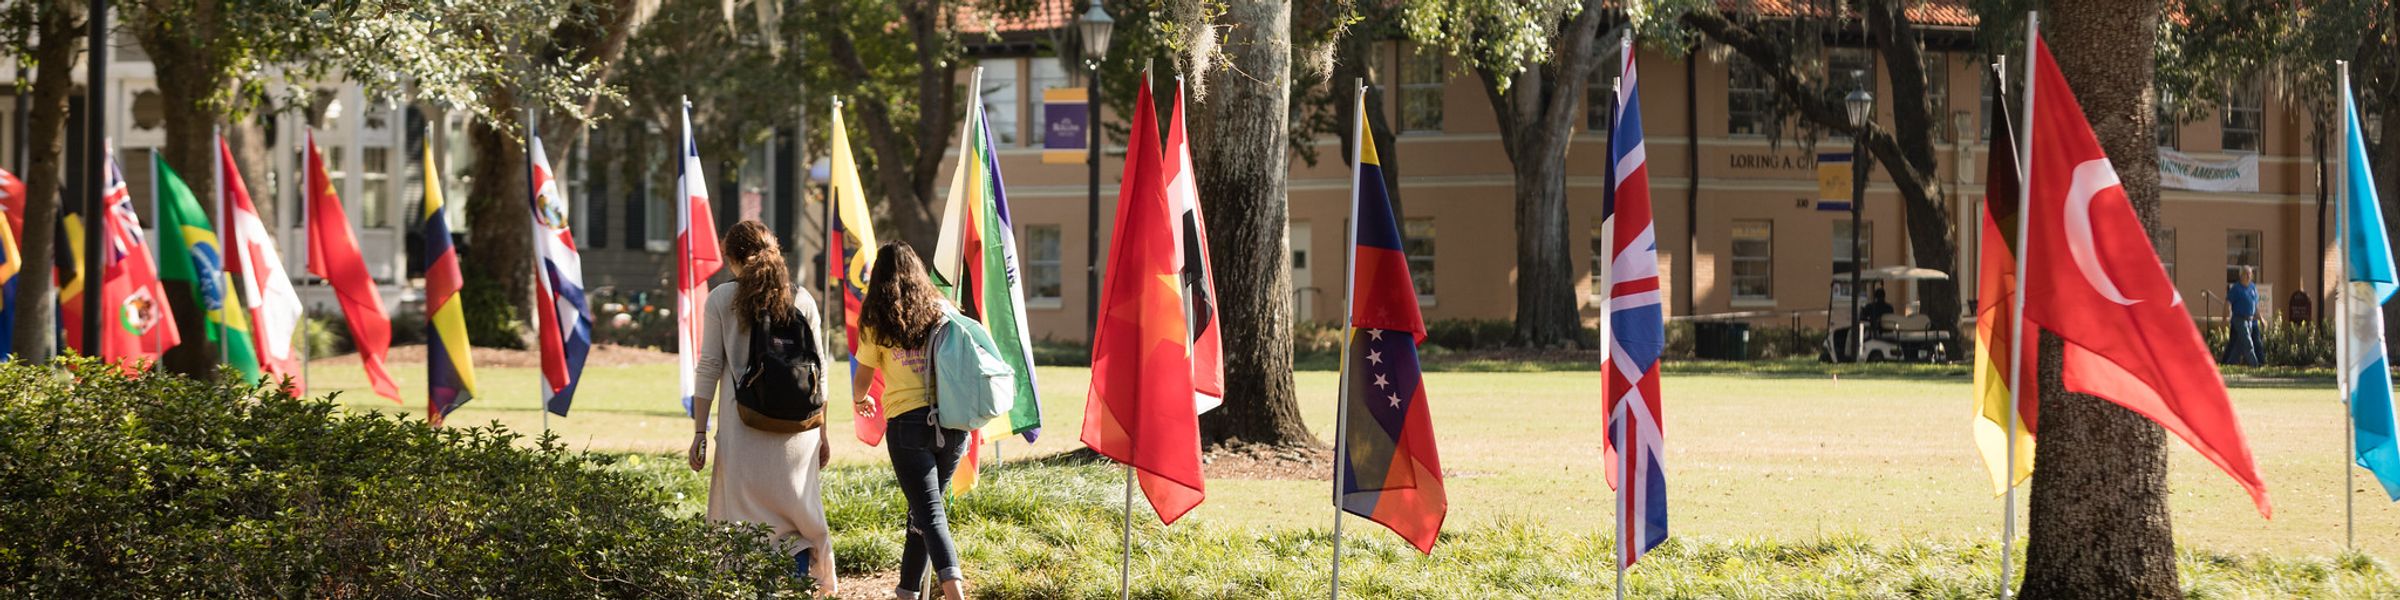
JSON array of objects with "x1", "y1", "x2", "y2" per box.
[{"x1": 313, "y1": 353, "x2": 2400, "y2": 597}]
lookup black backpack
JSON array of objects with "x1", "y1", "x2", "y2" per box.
[{"x1": 735, "y1": 313, "x2": 825, "y2": 433}]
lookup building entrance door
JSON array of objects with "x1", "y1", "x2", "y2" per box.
[{"x1": 1290, "y1": 221, "x2": 1315, "y2": 322}]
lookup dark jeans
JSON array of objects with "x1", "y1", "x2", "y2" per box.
[
  {"x1": 886, "y1": 408, "x2": 968, "y2": 591},
  {"x1": 2224, "y1": 317, "x2": 2263, "y2": 366}
]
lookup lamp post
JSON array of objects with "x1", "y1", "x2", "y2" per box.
[
  {"x1": 1080, "y1": 2, "x2": 1114, "y2": 341},
  {"x1": 1845, "y1": 81, "x2": 1874, "y2": 363}
]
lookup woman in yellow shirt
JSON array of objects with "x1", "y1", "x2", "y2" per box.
[{"x1": 851, "y1": 241, "x2": 968, "y2": 600}]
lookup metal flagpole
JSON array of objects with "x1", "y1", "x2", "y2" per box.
[
  {"x1": 211, "y1": 125, "x2": 227, "y2": 364},
  {"x1": 2002, "y1": 14, "x2": 2040, "y2": 598},
  {"x1": 2337, "y1": 60, "x2": 2355, "y2": 552},
  {"x1": 299, "y1": 129, "x2": 312, "y2": 393},
  {"x1": 1117, "y1": 464, "x2": 1134, "y2": 600},
  {"x1": 1328, "y1": 78, "x2": 1367, "y2": 600},
  {"x1": 528, "y1": 107, "x2": 548, "y2": 434},
  {"x1": 1606, "y1": 56, "x2": 1624, "y2": 600}
]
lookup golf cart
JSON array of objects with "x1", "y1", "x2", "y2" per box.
[{"x1": 1821, "y1": 266, "x2": 1955, "y2": 363}]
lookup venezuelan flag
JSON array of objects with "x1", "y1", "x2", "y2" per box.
[
  {"x1": 424, "y1": 136, "x2": 477, "y2": 424},
  {"x1": 1337, "y1": 90, "x2": 1445, "y2": 554}
]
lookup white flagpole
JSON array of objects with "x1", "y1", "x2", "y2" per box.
[
  {"x1": 211, "y1": 124, "x2": 227, "y2": 365},
  {"x1": 1606, "y1": 38, "x2": 1625, "y2": 599},
  {"x1": 1117, "y1": 464, "x2": 1134, "y2": 600},
  {"x1": 2336, "y1": 60, "x2": 2355, "y2": 552},
  {"x1": 528, "y1": 107, "x2": 548, "y2": 434},
  {"x1": 1328, "y1": 78, "x2": 1367, "y2": 600},
  {"x1": 2002, "y1": 13, "x2": 2040, "y2": 599}
]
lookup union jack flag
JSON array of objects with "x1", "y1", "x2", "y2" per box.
[
  {"x1": 1600, "y1": 42, "x2": 1668, "y2": 569},
  {"x1": 103, "y1": 147, "x2": 142, "y2": 260}
]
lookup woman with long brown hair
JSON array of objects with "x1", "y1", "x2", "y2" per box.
[
  {"x1": 852, "y1": 241, "x2": 969, "y2": 600},
  {"x1": 688, "y1": 220, "x2": 836, "y2": 594}
]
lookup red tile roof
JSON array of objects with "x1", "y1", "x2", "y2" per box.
[
  {"x1": 956, "y1": 0, "x2": 1076, "y2": 36},
  {"x1": 1717, "y1": 0, "x2": 1978, "y2": 27}
]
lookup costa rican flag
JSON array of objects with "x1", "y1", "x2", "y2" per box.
[
  {"x1": 530, "y1": 128, "x2": 592, "y2": 417},
  {"x1": 1600, "y1": 42, "x2": 1668, "y2": 569},
  {"x1": 676, "y1": 99, "x2": 723, "y2": 416}
]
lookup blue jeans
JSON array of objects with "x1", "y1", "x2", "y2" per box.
[
  {"x1": 886, "y1": 408, "x2": 968, "y2": 591},
  {"x1": 2225, "y1": 317, "x2": 2263, "y2": 366}
]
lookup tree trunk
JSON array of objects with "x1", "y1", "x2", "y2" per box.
[
  {"x1": 1864, "y1": 0, "x2": 1964, "y2": 358},
  {"x1": 138, "y1": 13, "x2": 230, "y2": 377},
  {"x1": 1482, "y1": 0, "x2": 1603, "y2": 349},
  {"x1": 1192, "y1": 0, "x2": 1311, "y2": 448},
  {"x1": 9, "y1": 1, "x2": 85, "y2": 362},
  {"x1": 2018, "y1": 1, "x2": 2180, "y2": 597},
  {"x1": 815, "y1": 0, "x2": 947, "y2": 248}
]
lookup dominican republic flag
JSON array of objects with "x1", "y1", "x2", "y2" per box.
[
  {"x1": 220, "y1": 136, "x2": 304, "y2": 391},
  {"x1": 530, "y1": 126, "x2": 592, "y2": 417},
  {"x1": 1164, "y1": 80, "x2": 1226, "y2": 414},
  {"x1": 677, "y1": 99, "x2": 723, "y2": 416},
  {"x1": 1337, "y1": 88, "x2": 1446, "y2": 554},
  {"x1": 1600, "y1": 43, "x2": 1669, "y2": 569},
  {"x1": 2020, "y1": 35, "x2": 2267, "y2": 515},
  {"x1": 423, "y1": 134, "x2": 477, "y2": 424},
  {"x1": 2338, "y1": 71, "x2": 2400, "y2": 501},
  {"x1": 829, "y1": 103, "x2": 887, "y2": 446}
]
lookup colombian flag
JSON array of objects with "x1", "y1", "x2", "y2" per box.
[
  {"x1": 1337, "y1": 90, "x2": 1445, "y2": 554},
  {"x1": 423, "y1": 135, "x2": 477, "y2": 424}
]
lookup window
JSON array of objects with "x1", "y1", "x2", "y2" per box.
[
  {"x1": 1833, "y1": 220, "x2": 1874, "y2": 299},
  {"x1": 1404, "y1": 218, "x2": 1437, "y2": 298},
  {"x1": 1923, "y1": 53, "x2": 1951, "y2": 142},
  {"x1": 2222, "y1": 77, "x2": 2262, "y2": 152},
  {"x1": 1728, "y1": 55, "x2": 1773, "y2": 136},
  {"x1": 1399, "y1": 49, "x2": 1444, "y2": 133},
  {"x1": 1028, "y1": 58, "x2": 1069, "y2": 147},
  {"x1": 644, "y1": 133, "x2": 672, "y2": 253},
  {"x1": 2157, "y1": 228, "x2": 2177, "y2": 283},
  {"x1": 2225, "y1": 229, "x2": 2262, "y2": 284},
  {"x1": 1586, "y1": 71, "x2": 1619, "y2": 133},
  {"x1": 1731, "y1": 220, "x2": 1773, "y2": 301},
  {"x1": 979, "y1": 58, "x2": 1020, "y2": 146},
  {"x1": 2156, "y1": 90, "x2": 2180, "y2": 149},
  {"x1": 1023, "y1": 224, "x2": 1062, "y2": 303}
]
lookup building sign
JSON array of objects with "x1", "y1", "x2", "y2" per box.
[
  {"x1": 1815, "y1": 152, "x2": 1852, "y2": 211},
  {"x1": 1727, "y1": 152, "x2": 1814, "y2": 171},
  {"x1": 1042, "y1": 88, "x2": 1088, "y2": 165},
  {"x1": 2158, "y1": 148, "x2": 2258, "y2": 193}
]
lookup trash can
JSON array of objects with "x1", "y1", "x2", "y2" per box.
[
  {"x1": 1694, "y1": 321, "x2": 1725, "y2": 360},
  {"x1": 1720, "y1": 322, "x2": 1751, "y2": 360}
]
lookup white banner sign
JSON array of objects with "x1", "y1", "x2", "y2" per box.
[{"x1": 2158, "y1": 148, "x2": 2258, "y2": 193}]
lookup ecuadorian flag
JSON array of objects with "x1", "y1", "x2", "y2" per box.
[
  {"x1": 424, "y1": 136, "x2": 477, "y2": 424},
  {"x1": 1338, "y1": 90, "x2": 1446, "y2": 554}
]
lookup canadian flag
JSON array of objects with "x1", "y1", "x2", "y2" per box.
[{"x1": 2020, "y1": 36, "x2": 2268, "y2": 517}]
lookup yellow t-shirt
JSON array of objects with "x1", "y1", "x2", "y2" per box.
[{"x1": 856, "y1": 326, "x2": 933, "y2": 419}]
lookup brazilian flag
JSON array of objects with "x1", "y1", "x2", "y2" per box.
[{"x1": 153, "y1": 155, "x2": 261, "y2": 381}]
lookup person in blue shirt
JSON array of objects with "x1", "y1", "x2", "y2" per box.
[{"x1": 2224, "y1": 266, "x2": 2263, "y2": 367}]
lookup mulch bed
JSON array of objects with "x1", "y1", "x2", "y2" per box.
[{"x1": 1202, "y1": 441, "x2": 1334, "y2": 481}]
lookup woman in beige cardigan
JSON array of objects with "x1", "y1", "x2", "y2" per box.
[{"x1": 687, "y1": 220, "x2": 836, "y2": 593}]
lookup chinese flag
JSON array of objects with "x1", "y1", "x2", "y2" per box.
[
  {"x1": 1080, "y1": 78, "x2": 1204, "y2": 525},
  {"x1": 2022, "y1": 37, "x2": 2268, "y2": 516},
  {"x1": 304, "y1": 132, "x2": 400, "y2": 401}
]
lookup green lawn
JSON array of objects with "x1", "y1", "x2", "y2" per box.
[{"x1": 317, "y1": 355, "x2": 2400, "y2": 562}]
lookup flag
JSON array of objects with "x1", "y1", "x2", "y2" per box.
[
  {"x1": 677, "y1": 100, "x2": 723, "y2": 416},
  {"x1": 423, "y1": 136, "x2": 477, "y2": 425},
  {"x1": 830, "y1": 104, "x2": 888, "y2": 446},
  {"x1": 1973, "y1": 67, "x2": 2038, "y2": 495},
  {"x1": 1598, "y1": 47, "x2": 1669, "y2": 568},
  {"x1": 0, "y1": 167, "x2": 22, "y2": 359},
  {"x1": 1164, "y1": 81, "x2": 1226, "y2": 414},
  {"x1": 929, "y1": 72, "x2": 1043, "y2": 493},
  {"x1": 1338, "y1": 90, "x2": 1446, "y2": 554},
  {"x1": 220, "y1": 136, "x2": 305, "y2": 391},
  {"x1": 2339, "y1": 75, "x2": 2400, "y2": 501},
  {"x1": 305, "y1": 132, "x2": 398, "y2": 401},
  {"x1": 2021, "y1": 37, "x2": 2268, "y2": 516},
  {"x1": 152, "y1": 153, "x2": 261, "y2": 382},
  {"x1": 63, "y1": 143, "x2": 181, "y2": 369},
  {"x1": 529, "y1": 129, "x2": 592, "y2": 417},
  {"x1": 1080, "y1": 78, "x2": 1204, "y2": 525}
]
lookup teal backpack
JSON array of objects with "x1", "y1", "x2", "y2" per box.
[{"x1": 926, "y1": 304, "x2": 1015, "y2": 434}]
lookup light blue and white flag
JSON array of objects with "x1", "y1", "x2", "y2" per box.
[{"x1": 2340, "y1": 76, "x2": 2400, "y2": 501}]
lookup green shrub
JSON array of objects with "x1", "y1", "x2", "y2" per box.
[
  {"x1": 590, "y1": 289, "x2": 676, "y2": 351},
  {"x1": 2205, "y1": 318, "x2": 2331, "y2": 368},
  {"x1": 0, "y1": 360, "x2": 806, "y2": 598},
  {"x1": 304, "y1": 314, "x2": 350, "y2": 357},
  {"x1": 1422, "y1": 319, "x2": 1516, "y2": 351}
]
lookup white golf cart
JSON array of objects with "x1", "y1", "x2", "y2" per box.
[{"x1": 1821, "y1": 266, "x2": 1954, "y2": 363}]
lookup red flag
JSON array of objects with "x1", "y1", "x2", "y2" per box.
[
  {"x1": 2022, "y1": 38, "x2": 2268, "y2": 516},
  {"x1": 62, "y1": 145, "x2": 180, "y2": 370},
  {"x1": 1080, "y1": 78, "x2": 1204, "y2": 525},
  {"x1": 0, "y1": 168, "x2": 23, "y2": 234},
  {"x1": 304, "y1": 132, "x2": 399, "y2": 402},
  {"x1": 220, "y1": 137, "x2": 305, "y2": 391},
  {"x1": 1162, "y1": 82, "x2": 1225, "y2": 414}
]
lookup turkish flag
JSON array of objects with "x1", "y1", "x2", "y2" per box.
[
  {"x1": 2021, "y1": 37, "x2": 2268, "y2": 517},
  {"x1": 1080, "y1": 78, "x2": 1204, "y2": 525}
]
